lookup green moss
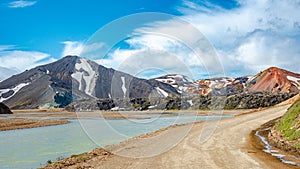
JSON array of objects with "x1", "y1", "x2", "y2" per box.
[
  {"x1": 71, "y1": 154, "x2": 79, "y2": 158},
  {"x1": 294, "y1": 141, "x2": 300, "y2": 148},
  {"x1": 276, "y1": 100, "x2": 300, "y2": 141},
  {"x1": 81, "y1": 157, "x2": 87, "y2": 161}
]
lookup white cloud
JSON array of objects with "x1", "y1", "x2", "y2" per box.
[
  {"x1": 179, "y1": 0, "x2": 300, "y2": 75},
  {"x1": 0, "y1": 66, "x2": 18, "y2": 81},
  {"x1": 97, "y1": 48, "x2": 193, "y2": 77},
  {"x1": 61, "y1": 41, "x2": 106, "y2": 58},
  {"x1": 8, "y1": 0, "x2": 37, "y2": 8},
  {"x1": 61, "y1": 41, "x2": 84, "y2": 57},
  {"x1": 103, "y1": 0, "x2": 300, "y2": 79},
  {"x1": 233, "y1": 32, "x2": 300, "y2": 74},
  {"x1": 95, "y1": 48, "x2": 139, "y2": 69},
  {"x1": 99, "y1": 18, "x2": 223, "y2": 79},
  {"x1": 0, "y1": 45, "x2": 15, "y2": 51},
  {"x1": 0, "y1": 46, "x2": 56, "y2": 80}
]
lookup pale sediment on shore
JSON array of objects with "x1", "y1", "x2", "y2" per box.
[
  {"x1": 12, "y1": 108, "x2": 66, "y2": 113},
  {"x1": 11, "y1": 108, "x2": 256, "y2": 119},
  {"x1": 0, "y1": 118, "x2": 68, "y2": 131}
]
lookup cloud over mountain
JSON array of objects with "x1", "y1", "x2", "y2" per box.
[
  {"x1": 8, "y1": 0, "x2": 37, "y2": 8},
  {"x1": 100, "y1": 0, "x2": 300, "y2": 79}
]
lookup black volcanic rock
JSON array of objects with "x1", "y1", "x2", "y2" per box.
[{"x1": 0, "y1": 103, "x2": 12, "y2": 114}]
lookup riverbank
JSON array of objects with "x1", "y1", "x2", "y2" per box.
[
  {"x1": 44, "y1": 104, "x2": 295, "y2": 169},
  {"x1": 251, "y1": 98, "x2": 300, "y2": 167},
  {"x1": 10, "y1": 108, "x2": 256, "y2": 118},
  {"x1": 0, "y1": 118, "x2": 68, "y2": 131},
  {"x1": 247, "y1": 118, "x2": 300, "y2": 169}
]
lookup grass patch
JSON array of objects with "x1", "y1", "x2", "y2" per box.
[
  {"x1": 276, "y1": 99, "x2": 300, "y2": 141},
  {"x1": 81, "y1": 157, "x2": 87, "y2": 162},
  {"x1": 71, "y1": 154, "x2": 79, "y2": 158}
]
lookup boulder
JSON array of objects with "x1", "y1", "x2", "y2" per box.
[{"x1": 0, "y1": 103, "x2": 12, "y2": 114}]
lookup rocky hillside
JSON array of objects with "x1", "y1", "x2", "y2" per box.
[
  {"x1": 0, "y1": 56, "x2": 179, "y2": 109},
  {"x1": 268, "y1": 98, "x2": 300, "y2": 157},
  {"x1": 65, "y1": 92, "x2": 296, "y2": 111}
]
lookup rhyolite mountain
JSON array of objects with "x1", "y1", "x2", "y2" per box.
[
  {"x1": 247, "y1": 67, "x2": 300, "y2": 93},
  {"x1": 0, "y1": 56, "x2": 179, "y2": 109}
]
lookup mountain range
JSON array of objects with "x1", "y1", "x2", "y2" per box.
[
  {"x1": 0, "y1": 55, "x2": 299, "y2": 110},
  {"x1": 153, "y1": 67, "x2": 300, "y2": 95}
]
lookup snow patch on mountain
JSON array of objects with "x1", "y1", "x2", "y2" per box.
[
  {"x1": 121, "y1": 76, "x2": 127, "y2": 98},
  {"x1": 154, "y1": 74, "x2": 198, "y2": 94},
  {"x1": 0, "y1": 82, "x2": 30, "y2": 102},
  {"x1": 187, "y1": 100, "x2": 193, "y2": 106},
  {"x1": 156, "y1": 87, "x2": 168, "y2": 97},
  {"x1": 287, "y1": 76, "x2": 300, "y2": 89},
  {"x1": 72, "y1": 58, "x2": 96, "y2": 96},
  {"x1": 287, "y1": 76, "x2": 300, "y2": 84}
]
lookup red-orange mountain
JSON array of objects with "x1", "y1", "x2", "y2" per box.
[{"x1": 248, "y1": 67, "x2": 300, "y2": 93}]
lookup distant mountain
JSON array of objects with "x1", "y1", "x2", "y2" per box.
[
  {"x1": 153, "y1": 74, "x2": 198, "y2": 94},
  {"x1": 153, "y1": 67, "x2": 300, "y2": 96},
  {"x1": 247, "y1": 67, "x2": 300, "y2": 93},
  {"x1": 153, "y1": 75, "x2": 250, "y2": 96},
  {"x1": 0, "y1": 56, "x2": 179, "y2": 109}
]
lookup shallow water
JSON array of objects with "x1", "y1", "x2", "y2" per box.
[
  {"x1": 0, "y1": 113, "x2": 233, "y2": 169},
  {"x1": 255, "y1": 128, "x2": 300, "y2": 167}
]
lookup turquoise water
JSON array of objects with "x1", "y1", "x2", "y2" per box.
[{"x1": 0, "y1": 114, "x2": 233, "y2": 169}]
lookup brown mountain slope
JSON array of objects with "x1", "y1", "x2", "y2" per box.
[{"x1": 247, "y1": 67, "x2": 300, "y2": 93}]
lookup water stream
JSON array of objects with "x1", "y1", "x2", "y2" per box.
[{"x1": 255, "y1": 128, "x2": 300, "y2": 166}]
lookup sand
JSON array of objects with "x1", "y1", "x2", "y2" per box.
[{"x1": 0, "y1": 118, "x2": 68, "y2": 131}]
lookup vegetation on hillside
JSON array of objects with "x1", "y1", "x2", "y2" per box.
[{"x1": 275, "y1": 99, "x2": 300, "y2": 147}]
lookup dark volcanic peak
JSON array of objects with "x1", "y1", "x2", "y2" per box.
[{"x1": 0, "y1": 56, "x2": 179, "y2": 109}]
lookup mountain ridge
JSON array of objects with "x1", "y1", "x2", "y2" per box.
[
  {"x1": 0, "y1": 56, "x2": 299, "y2": 110},
  {"x1": 153, "y1": 67, "x2": 300, "y2": 96}
]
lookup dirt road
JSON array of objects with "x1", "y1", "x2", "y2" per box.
[{"x1": 49, "y1": 104, "x2": 295, "y2": 169}]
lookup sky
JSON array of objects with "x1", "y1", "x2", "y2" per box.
[{"x1": 0, "y1": 0, "x2": 300, "y2": 80}]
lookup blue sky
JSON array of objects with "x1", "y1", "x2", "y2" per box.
[
  {"x1": 0, "y1": 0, "x2": 300, "y2": 80},
  {"x1": 0, "y1": 0, "x2": 181, "y2": 57}
]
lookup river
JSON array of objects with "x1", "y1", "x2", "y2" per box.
[{"x1": 0, "y1": 113, "x2": 233, "y2": 169}]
